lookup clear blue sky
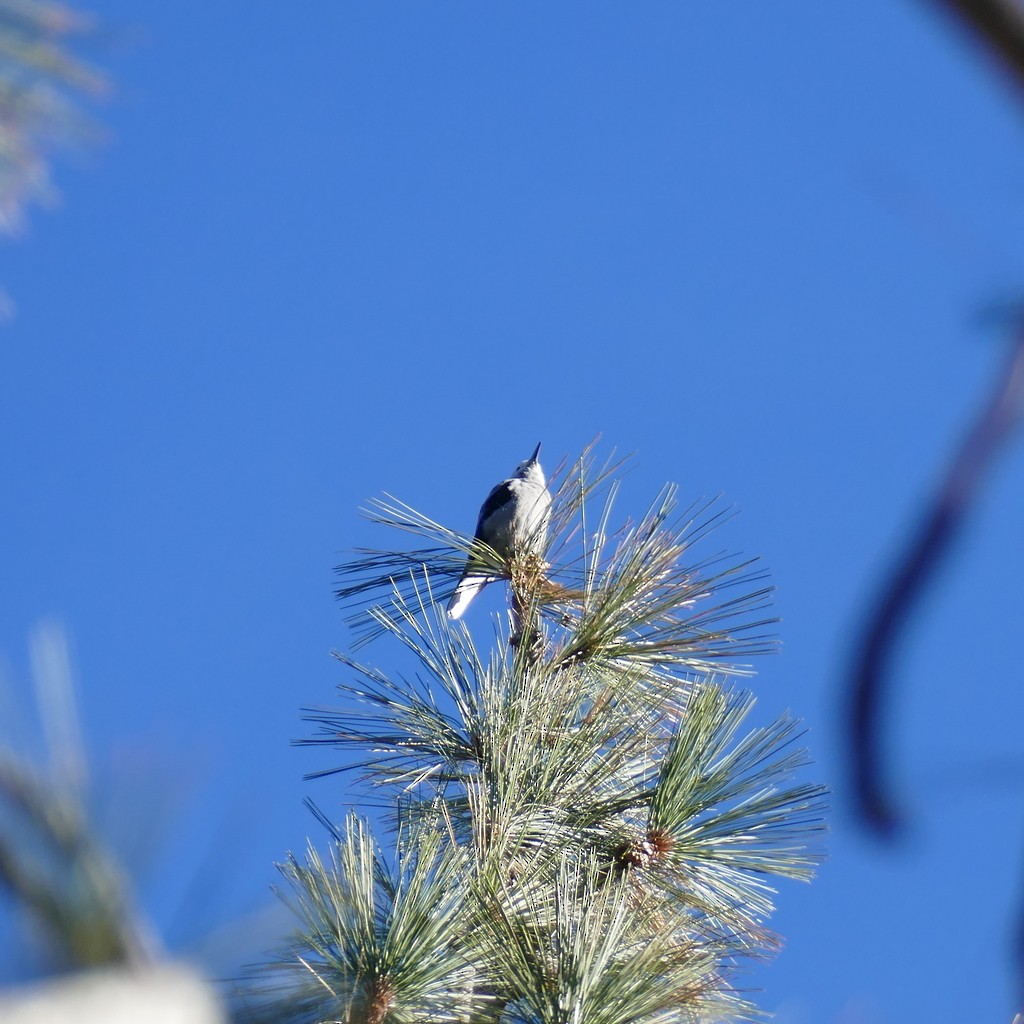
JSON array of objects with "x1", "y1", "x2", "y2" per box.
[{"x1": 3, "y1": 3, "x2": 1024, "y2": 1021}]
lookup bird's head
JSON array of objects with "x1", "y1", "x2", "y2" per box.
[{"x1": 513, "y1": 442, "x2": 545, "y2": 483}]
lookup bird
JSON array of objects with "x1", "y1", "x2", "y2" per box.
[{"x1": 446, "y1": 443, "x2": 553, "y2": 620}]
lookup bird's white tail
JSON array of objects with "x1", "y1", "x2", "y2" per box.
[{"x1": 446, "y1": 575, "x2": 490, "y2": 620}]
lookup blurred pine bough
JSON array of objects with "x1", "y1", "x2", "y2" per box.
[
  {"x1": 0, "y1": 0, "x2": 106, "y2": 237},
  {"x1": 0, "y1": 621, "x2": 227, "y2": 1022}
]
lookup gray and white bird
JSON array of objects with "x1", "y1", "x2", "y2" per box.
[{"x1": 446, "y1": 443, "x2": 553, "y2": 620}]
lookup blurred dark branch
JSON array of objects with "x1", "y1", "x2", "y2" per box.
[
  {"x1": 930, "y1": 0, "x2": 1024, "y2": 91},
  {"x1": 849, "y1": 327, "x2": 1024, "y2": 836},
  {"x1": 890, "y1": 1, "x2": 1024, "y2": 1009}
]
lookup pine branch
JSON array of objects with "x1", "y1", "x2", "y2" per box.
[
  {"x1": 473, "y1": 854, "x2": 753, "y2": 1024},
  {"x1": 255, "y1": 815, "x2": 487, "y2": 1024},
  {"x1": 271, "y1": 443, "x2": 827, "y2": 1023}
]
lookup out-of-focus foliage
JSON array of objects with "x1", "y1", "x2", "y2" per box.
[
  {"x1": 0, "y1": 0, "x2": 106, "y2": 235},
  {"x1": 0, "y1": 755, "x2": 151, "y2": 969},
  {"x1": 0, "y1": 622, "x2": 152, "y2": 974},
  {"x1": 0, "y1": 624, "x2": 227, "y2": 1021}
]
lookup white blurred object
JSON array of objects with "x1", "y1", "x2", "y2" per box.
[{"x1": 0, "y1": 965, "x2": 224, "y2": 1024}]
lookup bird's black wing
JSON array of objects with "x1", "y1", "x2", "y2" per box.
[{"x1": 474, "y1": 481, "x2": 514, "y2": 539}]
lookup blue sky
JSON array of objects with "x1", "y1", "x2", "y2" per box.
[{"x1": 3, "y1": 3, "x2": 1024, "y2": 1021}]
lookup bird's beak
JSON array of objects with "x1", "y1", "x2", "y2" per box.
[{"x1": 530, "y1": 442, "x2": 542, "y2": 463}]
